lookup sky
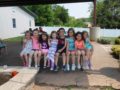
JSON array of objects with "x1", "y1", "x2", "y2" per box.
[{"x1": 58, "y1": 2, "x2": 92, "y2": 19}]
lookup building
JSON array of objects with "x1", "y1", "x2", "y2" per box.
[{"x1": 0, "y1": 6, "x2": 36, "y2": 39}]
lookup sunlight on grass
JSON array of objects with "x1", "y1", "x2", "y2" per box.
[{"x1": 4, "y1": 36, "x2": 23, "y2": 42}]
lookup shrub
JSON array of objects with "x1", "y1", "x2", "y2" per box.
[
  {"x1": 111, "y1": 45, "x2": 120, "y2": 58},
  {"x1": 97, "y1": 38, "x2": 111, "y2": 44},
  {"x1": 114, "y1": 38, "x2": 120, "y2": 45}
]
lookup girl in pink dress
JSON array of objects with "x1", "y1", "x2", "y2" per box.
[{"x1": 29, "y1": 30, "x2": 41, "y2": 68}]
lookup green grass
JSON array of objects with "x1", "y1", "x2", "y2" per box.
[
  {"x1": 4, "y1": 36, "x2": 23, "y2": 42},
  {"x1": 100, "y1": 37, "x2": 117, "y2": 44}
]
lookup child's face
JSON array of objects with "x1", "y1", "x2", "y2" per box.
[
  {"x1": 25, "y1": 33, "x2": 31, "y2": 39},
  {"x1": 33, "y1": 31, "x2": 39, "y2": 37},
  {"x1": 59, "y1": 30, "x2": 65, "y2": 37},
  {"x1": 68, "y1": 30, "x2": 74, "y2": 37},
  {"x1": 52, "y1": 33, "x2": 57, "y2": 39},
  {"x1": 42, "y1": 35, "x2": 47, "y2": 41},
  {"x1": 83, "y1": 32, "x2": 88, "y2": 39},
  {"x1": 76, "y1": 34, "x2": 82, "y2": 41}
]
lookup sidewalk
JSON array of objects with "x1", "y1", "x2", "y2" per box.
[{"x1": 35, "y1": 42, "x2": 120, "y2": 89}]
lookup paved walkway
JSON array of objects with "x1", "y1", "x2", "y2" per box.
[{"x1": 35, "y1": 43, "x2": 120, "y2": 89}]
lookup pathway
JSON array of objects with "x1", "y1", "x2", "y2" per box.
[{"x1": 35, "y1": 42, "x2": 120, "y2": 89}]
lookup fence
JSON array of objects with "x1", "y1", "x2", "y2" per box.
[{"x1": 36, "y1": 26, "x2": 120, "y2": 37}]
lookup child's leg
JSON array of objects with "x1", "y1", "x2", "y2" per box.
[
  {"x1": 76, "y1": 50, "x2": 81, "y2": 69},
  {"x1": 43, "y1": 53, "x2": 47, "y2": 67},
  {"x1": 34, "y1": 51, "x2": 38, "y2": 67},
  {"x1": 81, "y1": 50, "x2": 85, "y2": 68},
  {"x1": 28, "y1": 51, "x2": 33, "y2": 67},
  {"x1": 62, "y1": 53, "x2": 66, "y2": 70},
  {"x1": 66, "y1": 51, "x2": 70, "y2": 71},
  {"x1": 88, "y1": 49, "x2": 93, "y2": 69},
  {"x1": 55, "y1": 53, "x2": 59, "y2": 67},
  {"x1": 76, "y1": 50, "x2": 81, "y2": 65},
  {"x1": 24, "y1": 54, "x2": 28, "y2": 66},
  {"x1": 20, "y1": 53, "x2": 26, "y2": 66},
  {"x1": 84, "y1": 49, "x2": 90, "y2": 69},
  {"x1": 71, "y1": 51, "x2": 75, "y2": 71},
  {"x1": 37, "y1": 51, "x2": 41, "y2": 67},
  {"x1": 62, "y1": 53, "x2": 66, "y2": 66}
]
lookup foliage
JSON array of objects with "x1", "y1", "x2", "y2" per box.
[
  {"x1": 90, "y1": 0, "x2": 120, "y2": 28},
  {"x1": 26, "y1": 5, "x2": 88, "y2": 27},
  {"x1": 115, "y1": 38, "x2": 120, "y2": 45},
  {"x1": 97, "y1": 38, "x2": 111, "y2": 44},
  {"x1": 111, "y1": 45, "x2": 120, "y2": 58}
]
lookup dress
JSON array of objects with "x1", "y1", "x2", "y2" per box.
[
  {"x1": 47, "y1": 39, "x2": 58, "y2": 63},
  {"x1": 20, "y1": 39, "x2": 32, "y2": 55}
]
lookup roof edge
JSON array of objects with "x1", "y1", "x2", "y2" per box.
[{"x1": 19, "y1": 6, "x2": 37, "y2": 18}]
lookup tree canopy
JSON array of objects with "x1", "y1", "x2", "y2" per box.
[
  {"x1": 26, "y1": 5, "x2": 87, "y2": 27},
  {"x1": 91, "y1": 0, "x2": 120, "y2": 28}
]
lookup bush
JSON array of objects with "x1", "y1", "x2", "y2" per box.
[
  {"x1": 97, "y1": 38, "x2": 111, "y2": 44},
  {"x1": 111, "y1": 45, "x2": 120, "y2": 58},
  {"x1": 114, "y1": 38, "x2": 120, "y2": 45}
]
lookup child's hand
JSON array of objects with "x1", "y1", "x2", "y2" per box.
[{"x1": 58, "y1": 50, "x2": 61, "y2": 53}]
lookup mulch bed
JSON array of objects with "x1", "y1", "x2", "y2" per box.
[{"x1": 0, "y1": 73, "x2": 12, "y2": 85}]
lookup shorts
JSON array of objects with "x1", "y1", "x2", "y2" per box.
[
  {"x1": 56, "y1": 49, "x2": 66, "y2": 54},
  {"x1": 42, "y1": 49, "x2": 48, "y2": 54},
  {"x1": 20, "y1": 48, "x2": 32, "y2": 56},
  {"x1": 67, "y1": 50, "x2": 75, "y2": 54},
  {"x1": 30, "y1": 49, "x2": 41, "y2": 55}
]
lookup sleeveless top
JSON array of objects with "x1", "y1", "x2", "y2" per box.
[
  {"x1": 66, "y1": 37, "x2": 75, "y2": 51},
  {"x1": 85, "y1": 38, "x2": 92, "y2": 49},
  {"x1": 32, "y1": 37, "x2": 40, "y2": 50},
  {"x1": 25, "y1": 39, "x2": 32, "y2": 49},
  {"x1": 41, "y1": 41, "x2": 49, "y2": 49},
  {"x1": 75, "y1": 40, "x2": 84, "y2": 49},
  {"x1": 57, "y1": 37, "x2": 66, "y2": 50}
]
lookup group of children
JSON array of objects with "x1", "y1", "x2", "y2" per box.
[{"x1": 20, "y1": 28, "x2": 93, "y2": 71}]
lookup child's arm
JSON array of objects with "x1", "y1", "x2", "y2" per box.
[
  {"x1": 82, "y1": 41, "x2": 85, "y2": 49},
  {"x1": 75, "y1": 41, "x2": 77, "y2": 51},
  {"x1": 48, "y1": 39, "x2": 51, "y2": 47},
  {"x1": 66, "y1": 40, "x2": 69, "y2": 53},
  {"x1": 22, "y1": 39, "x2": 26, "y2": 49},
  {"x1": 58, "y1": 39, "x2": 67, "y2": 53}
]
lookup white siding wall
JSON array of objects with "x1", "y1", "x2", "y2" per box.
[{"x1": 0, "y1": 7, "x2": 35, "y2": 39}]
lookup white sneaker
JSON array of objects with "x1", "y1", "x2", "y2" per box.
[
  {"x1": 35, "y1": 65, "x2": 38, "y2": 68},
  {"x1": 77, "y1": 64, "x2": 81, "y2": 69},
  {"x1": 66, "y1": 64, "x2": 70, "y2": 71},
  {"x1": 28, "y1": 65, "x2": 31, "y2": 68},
  {"x1": 50, "y1": 67, "x2": 54, "y2": 71},
  {"x1": 83, "y1": 65, "x2": 89, "y2": 70},
  {"x1": 71, "y1": 64, "x2": 75, "y2": 71}
]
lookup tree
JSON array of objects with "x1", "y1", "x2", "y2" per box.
[
  {"x1": 90, "y1": 0, "x2": 120, "y2": 28},
  {"x1": 26, "y1": 5, "x2": 54, "y2": 26}
]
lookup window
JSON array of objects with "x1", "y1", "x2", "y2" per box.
[
  {"x1": 29, "y1": 20, "x2": 31, "y2": 27},
  {"x1": 12, "y1": 18, "x2": 16, "y2": 28}
]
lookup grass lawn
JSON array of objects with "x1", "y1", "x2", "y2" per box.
[
  {"x1": 4, "y1": 36, "x2": 23, "y2": 42},
  {"x1": 100, "y1": 37, "x2": 117, "y2": 44}
]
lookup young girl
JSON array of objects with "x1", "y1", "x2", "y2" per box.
[
  {"x1": 40, "y1": 33, "x2": 49, "y2": 69},
  {"x1": 75, "y1": 32, "x2": 85, "y2": 70},
  {"x1": 20, "y1": 31, "x2": 32, "y2": 67},
  {"x1": 55, "y1": 28, "x2": 67, "y2": 71},
  {"x1": 29, "y1": 30, "x2": 41, "y2": 68},
  {"x1": 47, "y1": 31, "x2": 58, "y2": 71},
  {"x1": 66, "y1": 28, "x2": 76, "y2": 71},
  {"x1": 82, "y1": 31, "x2": 93, "y2": 70}
]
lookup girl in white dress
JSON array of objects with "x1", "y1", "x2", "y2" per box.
[{"x1": 20, "y1": 31, "x2": 32, "y2": 67}]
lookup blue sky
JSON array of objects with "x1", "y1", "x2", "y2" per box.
[{"x1": 58, "y1": 2, "x2": 92, "y2": 19}]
